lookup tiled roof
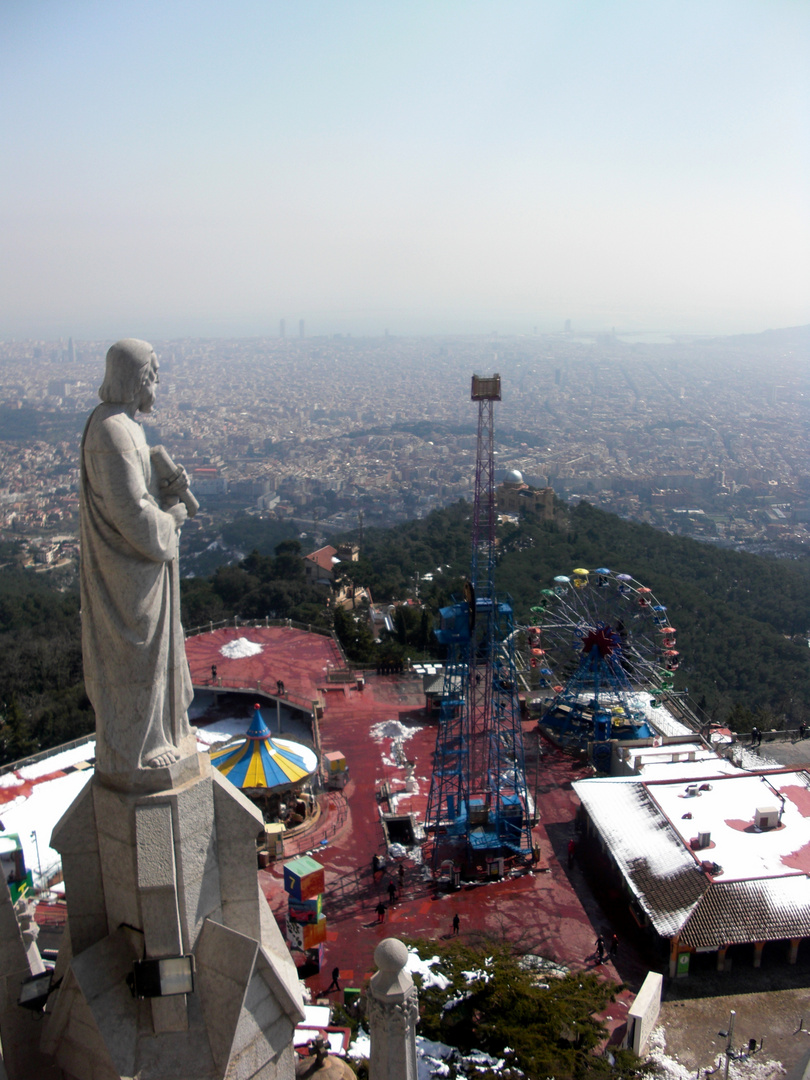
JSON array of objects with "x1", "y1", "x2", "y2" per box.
[
  {"x1": 575, "y1": 778, "x2": 706, "y2": 937},
  {"x1": 680, "y1": 876, "x2": 810, "y2": 948},
  {"x1": 576, "y1": 774, "x2": 810, "y2": 946},
  {"x1": 305, "y1": 546, "x2": 338, "y2": 572}
]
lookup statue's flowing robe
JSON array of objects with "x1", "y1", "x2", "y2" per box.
[{"x1": 80, "y1": 405, "x2": 194, "y2": 774}]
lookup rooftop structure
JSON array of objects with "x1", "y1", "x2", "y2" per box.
[{"x1": 574, "y1": 765, "x2": 810, "y2": 975}]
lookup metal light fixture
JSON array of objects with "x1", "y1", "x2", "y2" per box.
[
  {"x1": 17, "y1": 970, "x2": 54, "y2": 1011},
  {"x1": 128, "y1": 955, "x2": 195, "y2": 999}
]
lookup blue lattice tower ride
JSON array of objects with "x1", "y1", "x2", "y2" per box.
[{"x1": 425, "y1": 374, "x2": 534, "y2": 872}]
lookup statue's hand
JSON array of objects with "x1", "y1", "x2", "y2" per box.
[
  {"x1": 161, "y1": 465, "x2": 189, "y2": 496},
  {"x1": 167, "y1": 503, "x2": 188, "y2": 529}
]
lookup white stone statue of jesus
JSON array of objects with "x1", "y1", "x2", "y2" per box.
[{"x1": 80, "y1": 339, "x2": 197, "y2": 775}]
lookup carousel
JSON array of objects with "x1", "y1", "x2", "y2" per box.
[{"x1": 210, "y1": 704, "x2": 319, "y2": 831}]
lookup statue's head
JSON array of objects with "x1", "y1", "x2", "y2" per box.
[{"x1": 99, "y1": 339, "x2": 158, "y2": 410}]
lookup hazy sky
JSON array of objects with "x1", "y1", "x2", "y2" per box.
[{"x1": 2, "y1": 1, "x2": 808, "y2": 340}]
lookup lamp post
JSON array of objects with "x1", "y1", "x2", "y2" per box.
[
  {"x1": 30, "y1": 829, "x2": 42, "y2": 887},
  {"x1": 724, "y1": 1009, "x2": 736, "y2": 1080}
]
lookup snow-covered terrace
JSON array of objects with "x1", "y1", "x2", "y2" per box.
[{"x1": 647, "y1": 768, "x2": 810, "y2": 880}]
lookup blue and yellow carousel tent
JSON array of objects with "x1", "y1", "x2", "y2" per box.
[{"x1": 210, "y1": 705, "x2": 316, "y2": 791}]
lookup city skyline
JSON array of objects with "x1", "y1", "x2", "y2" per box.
[{"x1": 2, "y1": 1, "x2": 809, "y2": 341}]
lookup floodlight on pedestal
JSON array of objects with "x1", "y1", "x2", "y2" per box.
[
  {"x1": 128, "y1": 955, "x2": 195, "y2": 999},
  {"x1": 17, "y1": 970, "x2": 54, "y2": 1011}
]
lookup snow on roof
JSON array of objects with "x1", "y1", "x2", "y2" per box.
[
  {"x1": 628, "y1": 744, "x2": 750, "y2": 782},
  {"x1": 647, "y1": 769, "x2": 810, "y2": 880},
  {"x1": 576, "y1": 766, "x2": 810, "y2": 944},
  {"x1": 573, "y1": 777, "x2": 705, "y2": 937}
]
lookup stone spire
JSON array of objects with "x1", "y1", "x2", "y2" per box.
[{"x1": 367, "y1": 938, "x2": 417, "y2": 1080}]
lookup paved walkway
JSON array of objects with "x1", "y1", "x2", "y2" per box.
[{"x1": 254, "y1": 668, "x2": 647, "y2": 1045}]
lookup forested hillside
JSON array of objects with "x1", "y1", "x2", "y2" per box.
[
  {"x1": 353, "y1": 499, "x2": 810, "y2": 725},
  {"x1": 492, "y1": 502, "x2": 810, "y2": 724},
  {"x1": 3, "y1": 496, "x2": 810, "y2": 766},
  {"x1": 0, "y1": 565, "x2": 90, "y2": 763}
]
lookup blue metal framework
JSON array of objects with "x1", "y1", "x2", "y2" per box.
[{"x1": 425, "y1": 375, "x2": 533, "y2": 869}]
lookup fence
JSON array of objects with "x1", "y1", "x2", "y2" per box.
[
  {"x1": 0, "y1": 732, "x2": 96, "y2": 778},
  {"x1": 279, "y1": 790, "x2": 350, "y2": 859}
]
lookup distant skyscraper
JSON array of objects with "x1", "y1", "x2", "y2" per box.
[
  {"x1": 299, "y1": 319, "x2": 305, "y2": 339},
  {"x1": 279, "y1": 319, "x2": 286, "y2": 339},
  {"x1": 67, "y1": 337, "x2": 75, "y2": 363}
]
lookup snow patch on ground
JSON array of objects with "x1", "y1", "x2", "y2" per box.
[
  {"x1": 370, "y1": 719, "x2": 424, "y2": 743},
  {"x1": 406, "y1": 948, "x2": 451, "y2": 990},
  {"x1": 643, "y1": 1027, "x2": 785, "y2": 1080},
  {"x1": 220, "y1": 637, "x2": 263, "y2": 659},
  {"x1": 349, "y1": 1031, "x2": 505, "y2": 1080}
]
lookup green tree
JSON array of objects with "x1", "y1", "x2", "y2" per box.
[
  {"x1": 333, "y1": 606, "x2": 377, "y2": 664},
  {"x1": 273, "y1": 539, "x2": 305, "y2": 581},
  {"x1": 410, "y1": 937, "x2": 643, "y2": 1080},
  {"x1": 0, "y1": 696, "x2": 37, "y2": 765}
]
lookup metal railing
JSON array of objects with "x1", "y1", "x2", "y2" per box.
[
  {"x1": 184, "y1": 616, "x2": 349, "y2": 669},
  {"x1": 193, "y1": 676, "x2": 322, "y2": 715},
  {"x1": 280, "y1": 790, "x2": 350, "y2": 858},
  {"x1": 0, "y1": 732, "x2": 96, "y2": 777}
]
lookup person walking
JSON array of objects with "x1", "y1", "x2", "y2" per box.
[
  {"x1": 567, "y1": 838, "x2": 575, "y2": 868},
  {"x1": 452, "y1": 913, "x2": 460, "y2": 936},
  {"x1": 325, "y1": 967, "x2": 341, "y2": 992},
  {"x1": 388, "y1": 881, "x2": 397, "y2": 905},
  {"x1": 595, "y1": 934, "x2": 606, "y2": 964},
  {"x1": 375, "y1": 901, "x2": 386, "y2": 923}
]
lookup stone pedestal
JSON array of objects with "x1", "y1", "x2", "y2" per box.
[
  {"x1": 367, "y1": 939, "x2": 417, "y2": 1080},
  {"x1": 42, "y1": 753, "x2": 305, "y2": 1080}
]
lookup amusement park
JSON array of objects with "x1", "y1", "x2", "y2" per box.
[{"x1": 2, "y1": 372, "x2": 810, "y2": 1077}]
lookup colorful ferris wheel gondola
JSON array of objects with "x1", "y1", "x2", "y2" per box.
[{"x1": 522, "y1": 567, "x2": 681, "y2": 761}]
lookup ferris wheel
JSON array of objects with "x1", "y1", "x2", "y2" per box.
[{"x1": 523, "y1": 567, "x2": 679, "y2": 705}]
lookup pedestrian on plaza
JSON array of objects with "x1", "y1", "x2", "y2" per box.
[
  {"x1": 211, "y1": 664, "x2": 217, "y2": 683},
  {"x1": 398, "y1": 863, "x2": 405, "y2": 888},
  {"x1": 609, "y1": 934, "x2": 618, "y2": 960},
  {"x1": 595, "y1": 934, "x2": 606, "y2": 964},
  {"x1": 325, "y1": 967, "x2": 340, "y2": 992},
  {"x1": 567, "y1": 837, "x2": 575, "y2": 868},
  {"x1": 799, "y1": 722, "x2": 807, "y2": 740},
  {"x1": 388, "y1": 881, "x2": 397, "y2": 905},
  {"x1": 452, "y1": 913, "x2": 460, "y2": 936},
  {"x1": 376, "y1": 901, "x2": 386, "y2": 923},
  {"x1": 372, "y1": 853, "x2": 382, "y2": 879},
  {"x1": 751, "y1": 726, "x2": 760, "y2": 747}
]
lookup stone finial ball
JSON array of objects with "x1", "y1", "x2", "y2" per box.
[{"x1": 374, "y1": 937, "x2": 408, "y2": 972}]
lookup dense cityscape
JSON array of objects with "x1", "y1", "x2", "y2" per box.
[{"x1": 1, "y1": 327, "x2": 809, "y2": 571}]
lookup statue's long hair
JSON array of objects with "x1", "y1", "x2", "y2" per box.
[{"x1": 99, "y1": 339, "x2": 154, "y2": 403}]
